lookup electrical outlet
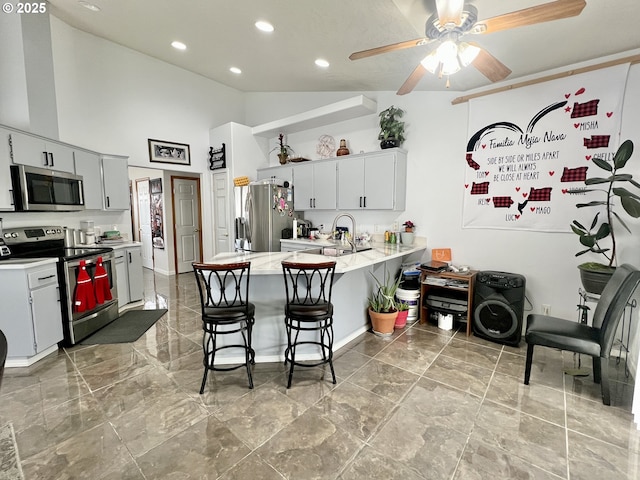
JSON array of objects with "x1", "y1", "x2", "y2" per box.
[
  {"x1": 374, "y1": 224, "x2": 381, "y2": 233},
  {"x1": 392, "y1": 221, "x2": 399, "y2": 231},
  {"x1": 542, "y1": 304, "x2": 551, "y2": 315}
]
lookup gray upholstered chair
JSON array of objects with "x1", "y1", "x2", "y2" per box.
[{"x1": 524, "y1": 264, "x2": 640, "y2": 405}]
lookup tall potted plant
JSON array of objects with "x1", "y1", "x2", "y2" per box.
[
  {"x1": 270, "y1": 133, "x2": 294, "y2": 164},
  {"x1": 368, "y1": 271, "x2": 401, "y2": 336},
  {"x1": 378, "y1": 106, "x2": 406, "y2": 149},
  {"x1": 569, "y1": 139, "x2": 640, "y2": 294}
]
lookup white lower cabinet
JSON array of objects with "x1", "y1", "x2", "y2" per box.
[
  {"x1": 115, "y1": 245, "x2": 143, "y2": 308},
  {"x1": 0, "y1": 127, "x2": 14, "y2": 210},
  {"x1": 0, "y1": 262, "x2": 64, "y2": 360}
]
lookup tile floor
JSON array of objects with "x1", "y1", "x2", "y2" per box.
[{"x1": 1, "y1": 270, "x2": 640, "y2": 479}]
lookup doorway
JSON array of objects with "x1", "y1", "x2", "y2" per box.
[
  {"x1": 135, "y1": 178, "x2": 154, "y2": 269},
  {"x1": 172, "y1": 176, "x2": 202, "y2": 274}
]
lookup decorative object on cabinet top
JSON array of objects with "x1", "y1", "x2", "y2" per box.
[
  {"x1": 270, "y1": 133, "x2": 295, "y2": 165},
  {"x1": 378, "y1": 105, "x2": 406, "y2": 149},
  {"x1": 317, "y1": 134, "x2": 335, "y2": 159},
  {"x1": 288, "y1": 157, "x2": 311, "y2": 163},
  {"x1": 337, "y1": 139, "x2": 350, "y2": 156},
  {"x1": 148, "y1": 138, "x2": 190, "y2": 166},
  {"x1": 209, "y1": 143, "x2": 226, "y2": 170}
]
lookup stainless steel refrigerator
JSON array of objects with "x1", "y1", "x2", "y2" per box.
[{"x1": 245, "y1": 182, "x2": 294, "y2": 252}]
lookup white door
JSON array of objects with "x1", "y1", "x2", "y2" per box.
[
  {"x1": 213, "y1": 172, "x2": 231, "y2": 253},
  {"x1": 173, "y1": 177, "x2": 201, "y2": 273},
  {"x1": 136, "y1": 178, "x2": 154, "y2": 270}
]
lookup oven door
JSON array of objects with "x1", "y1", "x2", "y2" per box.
[{"x1": 63, "y1": 251, "x2": 119, "y2": 344}]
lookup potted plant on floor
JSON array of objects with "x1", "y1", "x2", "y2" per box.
[
  {"x1": 394, "y1": 300, "x2": 410, "y2": 329},
  {"x1": 378, "y1": 105, "x2": 406, "y2": 149},
  {"x1": 569, "y1": 139, "x2": 640, "y2": 294},
  {"x1": 368, "y1": 271, "x2": 401, "y2": 336}
]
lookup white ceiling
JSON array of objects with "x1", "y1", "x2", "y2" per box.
[{"x1": 47, "y1": 0, "x2": 640, "y2": 94}]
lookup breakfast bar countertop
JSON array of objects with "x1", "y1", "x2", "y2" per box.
[{"x1": 205, "y1": 238, "x2": 427, "y2": 275}]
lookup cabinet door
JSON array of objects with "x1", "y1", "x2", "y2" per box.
[
  {"x1": 45, "y1": 142, "x2": 75, "y2": 173},
  {"x1": 337, "y1": 158, "x2": 364, "y2": 209},
  {"x1": 0, "y1": 128, "x2": 14, "y2": 210},
  {"x1": 74, "y1": 150, "x2": 103, "y2": 209},
  {"x1": 363, "y1": 153, "x2": 396, "y2": 210},
  {"x1": 115, "y1": 252, "x2": 129, "y2": 307},
  {"x1": 293, "y1": 163, "x2": 313, "y2": 210},
  {"x1": 257, "y1": 166, "x2": 294, "y2": 185},
  {"x1": 31, "y1": 284, "x2": 63, "y2": 353},
  {"x1": 313, "y1": 161, "x2": 337, "y2": 210},
  {"x1": 127, "y1": 246, "x2": 144, "y2": 302},
  {"x1": 102, "y1": 156, "x2": 130, "y2": 210}
]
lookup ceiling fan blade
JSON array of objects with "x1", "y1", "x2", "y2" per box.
[
  {"x1": 475, "y1": 0, "x2": 586, "y2": 35},
  {"x1": 397, "y1": 64, "x2": 427, "y2": 95},
  {"x1": 471, "y1": 45, "x2": 512, "y2": 83},
  {"x1": 349, "y1": 38, "x2": 429, "y2": 60},
  {"x1": 436, "y1": 0, "x2": 464, "y2": 27}
]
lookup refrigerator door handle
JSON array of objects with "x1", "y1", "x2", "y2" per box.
[{"x1": 245, "y1": 190, "x2": 253, "y2": 244}]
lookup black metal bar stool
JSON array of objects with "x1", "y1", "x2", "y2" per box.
[
  {"x1": 192, "y1": 262, "x2": 255, "y2": 394},
  {"x1": 281, "y1": 260, "x2": 337, "y2": 388}
]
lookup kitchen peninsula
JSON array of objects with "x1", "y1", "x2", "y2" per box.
[{"x1": 205, "y1": 239, "x2": 426, "y2": 363}]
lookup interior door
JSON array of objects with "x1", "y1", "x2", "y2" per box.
[
  {"x1": 135, "y1": 178, "x2": 154, "y2": 269},
  {"x1": 213, "y1": 171, "x2": 231, "y2": 254},
  {"x1": 173, "y1": 177, "x2": 202, "y2": 273}
]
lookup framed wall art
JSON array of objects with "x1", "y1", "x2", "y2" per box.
[{"x1": 148, "y1": 138, "x2": 191, "y2": 166}]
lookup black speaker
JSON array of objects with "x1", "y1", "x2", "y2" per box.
[{"x1": 472, "y1": 271, "x2": 526, "y2": 347}]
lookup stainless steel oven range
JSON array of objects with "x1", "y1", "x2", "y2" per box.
[{"x1": 2, "y1": 226, "x2": 119, "y2": 345}]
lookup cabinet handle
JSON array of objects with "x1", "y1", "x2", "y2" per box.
[
  {"x1": 128, "y1": 252, "x2": 132, "y2": 263},
  {"x1": 364, "y1": 196, "x2": 367, "y2": 208},
  {"x1": 359, "y1": 196, "x2": 362, "y2": 208},
  {"x1": 49, "y1": 152, "x2": 54, "y2": 167},
  {"x1": 309, "y1": 198, "x2": 312, "y2": 209},
  {"x1": 313, "y1": 198, "x2": 316, "y2": 208},
  {"x1": 38, "y1": 274, "x2": 56, "y2": 281},
  {"x1": 43, "y1": 151, "x2": 48, "y2": 166},
  {"x1": 106, "y1": 196, "x2": 110, "y2": 207},
  {"x1": 9, "y1": 189, "x2": 14, "y2": 206}
]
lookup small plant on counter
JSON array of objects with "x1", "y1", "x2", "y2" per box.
[{"x1": 402, "y1": 220, "x2": 415, "y2": 232}]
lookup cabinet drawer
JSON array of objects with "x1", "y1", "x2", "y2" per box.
[{"x1": 28, "y1": 267, "x2": 58, "y2": 289}]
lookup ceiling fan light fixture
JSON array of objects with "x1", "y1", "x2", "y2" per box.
[
  {"x1": 440, "y1": 58, "x2": 461, "y2": 76},
  {"x1": 436, "y1": 40, "x2": 458, "y2": 63},
  {"x1": 457, "y1": 42, "x2": 480, "y2": 67},
  {"x1": 420, "y1": 52, "x2": 440, "y2": 74}
]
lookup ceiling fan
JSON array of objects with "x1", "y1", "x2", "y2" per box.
[{"x1": 349, "y1": 0, "x2": 587, "y2": 94}]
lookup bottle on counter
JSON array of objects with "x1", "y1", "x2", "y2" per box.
[
  {"x1": 384, "y1": 231, "x2": 390, "y2": 243},
  {"x1": 293, "y1": 218, "x2": 298, "y2": 239}
]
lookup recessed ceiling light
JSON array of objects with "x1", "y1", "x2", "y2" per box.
[
  {"x1": 171, "y1": 41, "x2": 187, "y2": 51},
  {"x1": 78, "y1": 1, "x2": 100, "y2": 12},
  {"x1": 255, "y1": 20, "x2": 274, "y2": 33},
  {"x1": 230, "y1": 67, "x2": 242, "y2": 74},
  {"x1": 315, "y1": 58, "x2": 330, "y2": 68}
]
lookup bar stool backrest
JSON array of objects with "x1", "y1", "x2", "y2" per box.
[
  {"x1": 282, "y1": 261, "x2": 337, "y2": 309},
  {"x1": 193, "y1": 262, "x2": 252, "y2": 315}
]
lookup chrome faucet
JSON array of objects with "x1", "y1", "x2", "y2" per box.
[{"x1": 331, "y1": 213, "x2": 357, "y2": 253}]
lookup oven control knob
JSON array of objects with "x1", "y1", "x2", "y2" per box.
[
  {"x1": 11, "y1": 233, "x2": 18, "y2": 238},
  {"x1": 3, "y1": 233, "x2": 9, "y2": 238}
]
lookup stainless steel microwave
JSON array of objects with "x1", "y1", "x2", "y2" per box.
[{"x1": 10, "y1": 164, "x2": 85, "y2": 211}]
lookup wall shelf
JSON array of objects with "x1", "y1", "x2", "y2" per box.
[{"x1": 251, "y1": 95, "x2": 377, "y2": 138}]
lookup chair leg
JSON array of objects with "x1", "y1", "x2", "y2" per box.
[
  {"x1": 593, "y1": 356, "x2": 601, "y2": 384},
  {"x1": 600, "y1": 357, "x2": 610, "y2": 405},
  {"x1": 241, "y1": 329, "x2": 254, "y2": 389},
  {"x1": 199, "y1": 368, "x2": 208, "y2": 394},
  {"x1": 524, "y1": 343, "x2": 534, "y2": 385}
]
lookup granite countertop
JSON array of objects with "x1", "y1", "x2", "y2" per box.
[
  {"x1": 208, "y1": 239, "x2": 427, "y2": 275},
  {"x1": 0, "y1": 257, "x2": 58, "y2": 270}
]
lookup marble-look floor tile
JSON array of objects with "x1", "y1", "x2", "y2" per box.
[
  {"x1": 66, "y1": 343, "x2": 138, "y2": 370},
  {"x1": 339, "y1": 446, "x2": 425, "y2": 480},
  {"x1": 76, "y1": 350, "x2": 153, "y2": 391},
  {"x1": 332, "y1": 349, "x2": 372, "y2": 379},
  {"x1": 454, "y1": 437, "x2": 564, "y2": 480},
  {"x1": 313, "y1": 381, "x2": 395, "y2": 441},
  {"x1": 369, "y1": 406, "x2": 468, "y2": 479},
  {"x1": 565, "y1": 394, "x2": 640, "y2": 452},
  {"x1": 346, "y1": 358, "x2": 419, "y2": 403},
  {"x1": 134, "y1": 332, "x2": 201, "y2": 366},
  {"x1": 341, "y1": 332, "x2": 394, "y2": 357},
  {"x1": 440, "y1": 338, "x2": 501, "y2": 370},
  {"x1": 109, "y1": 390, "x2": 208, "y2": 456},
  {"x1": 20, "y1": 422, "x2": 142, "y2": 480},
  {"x1": 486, "y1": 372, "x2": 566, "y2": 426},
  {"x1": 136, "y1": 416, "x2": 251, "y2": 479},
  {"x1": 218, "y1": 452, "x2": 287, "y2": 480},
  {"x1": 471, "y1": 400, "x2": 567, "y2": 477},
  {"x1": 373, "y1": 331, "x2": 441, "y2": 375},
  {"x1": 1, "y1": 352, "x2": 77, "y2": 396},
  {"x1": 214, "y1": 385, "x2": 306, "y2": 449},
  {"x1": 15, "y1": 393, "x2": 106, "y2": 459},
  {"x1": 521, "y1": 345, "x2": 567, "y2": 391},
  {"x1": 567, "y1": 430, "x2": 640, "y2": 480},
  {"x1": 268, "y1": 367, "x2": 340, "y2": 408},
  {"x1": 423, "y1": 353, "x2": 494, "y2": 397},
  {"x1": 257, "y1": 408, "x2": 364, "y2": 480}
]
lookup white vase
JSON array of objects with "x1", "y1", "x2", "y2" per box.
[{"x1": 400, "y1": 232, "x2": 414, "y2": 245}]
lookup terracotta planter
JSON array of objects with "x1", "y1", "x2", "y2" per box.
[
  {"x1": 395, "y1": 310, "x2": 409, "y2": 328},
  {"x1": 369, "y1": 308, "x2": 397, "y2": 336}
]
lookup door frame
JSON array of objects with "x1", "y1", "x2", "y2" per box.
[
  {"x1": 170, "y1": 175, "x2": 203, "y2": 274},
  {"x1": 134, "y1": 177, "x2": 154, "y2": 270}
]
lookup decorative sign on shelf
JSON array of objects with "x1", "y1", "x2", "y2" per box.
[{"x1": 209, "y1": 143, "x2": 226, "y2": 170}]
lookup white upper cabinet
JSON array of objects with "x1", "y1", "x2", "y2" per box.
[
  {"x1": 9, "y1": 131, "x2": 75, "y2": 173},
  {"x1": 292, "y1": 160, "x2": 337, "y2": 210},
  {"x1": 337, "y1": 150, "x2": 406, "y2": 210},
  {"x1": 101, "y1": 155, "x2": 130, "y2": 210},
  {"x1": 0, "y1": 127, "x2": 15, "y2": 210},
  {"x1": 73, "y1": 149, "x2": 103, "y2": 210}
]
